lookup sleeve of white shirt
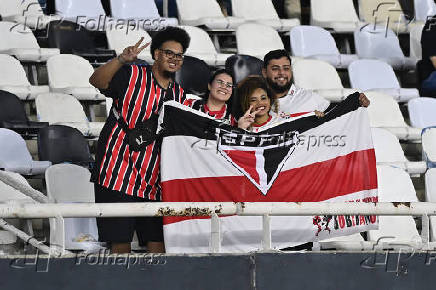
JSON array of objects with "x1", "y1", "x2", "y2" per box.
[{"x1": 309, "y1": 90, "x2": 330, "y2": 112}]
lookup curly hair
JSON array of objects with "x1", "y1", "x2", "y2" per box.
[{"x1": 150, "y1": 26, "x2": 190, "y2": 60}]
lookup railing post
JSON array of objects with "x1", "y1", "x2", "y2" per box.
[
  {"x1": 210, "y1": 213, "x2": 221, "y2": 253},
  {"x1": 422, "y1": 214, "x2": 430, "y2": 249},
  {"x1": 262, "y1": 214, "x2": 272, "y2": 251}
]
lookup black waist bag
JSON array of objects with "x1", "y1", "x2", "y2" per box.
[{"x1": 113, "y1": 107, "x2": 160, "y2": 152}]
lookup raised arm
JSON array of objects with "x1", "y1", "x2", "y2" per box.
[{"x1": 89, "y1": 37, "x2": 149, "y2": 89}]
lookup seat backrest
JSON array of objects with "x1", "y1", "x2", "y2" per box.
[
  {"x1": 47, "y1": 54, "x2": 95, "y2": 88},
  {"x1": 426, "y1": 168, "x2": 436, "y2": 202},
  {"x1": 371, "y1": 128, "x2": 407, "y2": 163},
  {"x1": 414, "y1": 0, "x2": 436, "y2": 22},
  {"x1": 410, "y1": 23, "x2": 424, "y2": 60},
  {"x1": 175, "y1": 56, "x2": 211, "y2": 96},
  {"x1": 290, "y1": 26, "x2": 339, "y2": 57},
  {"x1": 55, "y1": 0, "x2": 105, "y2": 17},
  {"x1": 37, "y1": 125, "x2": 92, "y2": 165},
  {"x1": 0, "y1": 21, "x2": 39, "y2": 50},
  {"x1": 311, "y1": 0, "x2": 359, "y2": 22},
  {"x1": 348, "y1": 59, "x2": 400, "y2": 90},
  {"x1": 47, "y1": 20, "x2": 95, "y2": 53},
  {"x1": 106, "y1": 27, "x2": 152, "y2": 56},
  {"x1": 358, "y1": 0, "x2": 405, "y2": 23},
  {"x1": 293, "y1": 59, "x2": 343, "y2": 90},
  {"x1": 225, "y1": 54, "x2": 264, "y2": 84},
  {"x1": 0, "y1": 90, "x2": 28, "y2": 123},
  {"x1": 109, "y1": 0, "x2": 160, "y2": 19},
  {"x1": 422, "y1": 128, "x2": 436, "y2": 165},
  {"x1": 181, "y1": 26, "x2": 217, "y2": 55},
  {"x1": 0, "y1": 128, "x2": 32, "y2": 167},
  {"x1": 365, "y1": 91, "x2": 407, "y2": 128},
  {"x1": 354, "y1": 25, "x2": 405, "y2": 59},
  {"x1": 0, "y1": 0, "x2": 21, "y2": 16},
  {"x1": 236, "y1": 23, "x2": 284, "y2": 58},
  {"x1": 376, "y1": 165, "x2": 418, "y2": 201},
  {"x1": 408, "y1": 97, "x2": 436, "y2": 128},
  {"x1": 45, "y1": 164, "x2": 94, "y2": 203},
  {"x1": 176, "y1": 0, "x2": 224, "y2": 21},
  {"x1": 36, "y1": 93, "x2": 88, "y2": 124},
  {"x1": 231, "y1": 0, "x2": 280, "y2": 20},
  {"x1": 0, "y1": 171, "x2": 33, "y2": 202},
  {"x1": 0, "y1": 54, "x2": 30, "y2": 87}
]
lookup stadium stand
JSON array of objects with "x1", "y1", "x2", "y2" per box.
[
  {"x1": 425, "y1": 168, "x2": 436, "y2": 241},
  {"x1": 236, "y1": 23, "x2": 284, "y2": 60},
  {"x1": 365, "y1": 91, "x2": 421, "y2": 141},
  {"x1": 106, "y1": 27, "x2": 154, "y2": 63},
  {"x1": 109, "y1": 0, "x2": 178, "y2": 28},
  {"x1": 367, "y1": 165, "x2": 421, "y2": 247},
  {"x1": 292, "y1": 59, "x2": 357, "y2": 102},
  {"x1": 46, "y1": 54, "x2": 105, "y2": 101},
  {"x1": 408, "y1": 97, "x2": 436, "y2": 128},
  {"x1": 35, "y1": 93, "x2": 104, "y2": 138},
  {"x1": 181, "y1": 25, "x2": 232, "y2": 66},
  {"x1": 0, "y1": 21, "x2": 59, "y2": 62},
  {"x1": 0, "y1": 0, "x2": 60, "y2": 30},
  {"x1": 414, "y1": 0, "x2": 436, "y2": 22},
  {"x1": 47, "y1": 20, "x2": 115, "y2": 63},
  {"x1": 45, "y1": 164, "x2": 99, "y2": 251},
  {"x1": 371, "y1": 128, "x2": 427, "y2": 174},
  {"x1": 423, "y1": 128, "x2": 436, "y2": 168},
  {"x1": 354, "y1": 25, "x2": 417, "y2": 71},
  {"x1": 310, "y1": 0, "x2": 362, "y2": 33},
  {"x1": 231, "y1": 0, "x2": 300, "y2": 31},
  {"x1": 410, "y1": 22, "x2": 425, "y2": 61},
  {"x1": 290, "y1": 25, "x2": 358, "y2": 69},
  {"x1": 0, "y1": 128, "x2": 51, "y2": 175},
  {"x1": 175, "y1": 0, "x2": 244, "y2": 29},
  {"x1": 54, "y1": 0, "x2": 108, "y2": 30},
  {"x1": 174, "y1": 56, "x2": 211, "y2": 97},
  {"x1": 0, "y1": 90, "x2": 48, "y2": 137},
  {"x1": 348, "y1": 59, "x2": 419, "y2": 102},
  {"x1": 0, "y1": 54, "x2": 49, "y2": 100},
  {"x1": 225, "y1": 54, "x2": 263, "y2": 84}
]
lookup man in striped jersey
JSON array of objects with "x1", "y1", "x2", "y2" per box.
[{"x1": 89, "y1": 27, "x2": 190, "y2": 253}]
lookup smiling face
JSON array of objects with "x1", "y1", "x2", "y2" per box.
[
  {"x1": 248, "y1": 88, "x2": 271, "y2": 119},
  {"x1": 263, "y1": 56, "x2": 292, "y2": 96},
  {"x1": 154, "y1": 40, "x2": 184, "y2": 74},
  {"x1": 208, "y1": 73, "x2": 233, "y2": 104}
]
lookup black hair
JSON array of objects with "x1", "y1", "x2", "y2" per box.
[
  {"x1": 150, "y1": 26, "x2": 190, "y2": 60},
  {"x1": 263, "y1": 49, "x2": 292, "y2": 68}
]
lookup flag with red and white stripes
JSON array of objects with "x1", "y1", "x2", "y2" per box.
[{"x1": 161, "y1": 93, "x2": 378, "y2": 253}]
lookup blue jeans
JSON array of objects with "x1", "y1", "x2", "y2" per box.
[{"x1": 422, "y1": 71, "x2": 436, "y2": 96}]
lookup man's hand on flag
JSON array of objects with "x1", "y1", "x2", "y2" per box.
[{"x1": 359, "y1": 93, "x2": 370, "y2": 107}]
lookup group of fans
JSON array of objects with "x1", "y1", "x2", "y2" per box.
[{"x1": 89, "y1": 26, "x2": 370, "y2": 254}]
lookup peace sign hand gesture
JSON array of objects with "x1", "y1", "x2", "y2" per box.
[
  {"x1": 118, "y1": 37, "x2": 150, "y2": 63},
  {"x1": 237, "y1": 105, "x2": 263, "y2": 130}
]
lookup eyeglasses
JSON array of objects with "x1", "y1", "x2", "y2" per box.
[
  {"x1": 215, "y1": 79, "x2": 234, "y2": 89},
  {"x1": 159, "y1": 49, "x2": 184, "y2": 60}
]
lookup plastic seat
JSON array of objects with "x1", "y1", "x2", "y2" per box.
[
  {"x1": 231, "y1": 0, "x2": 300, "y2": 31},
  {"x1": 181, "y1": 26, "x2": 232, "y2": 66},
  {"x1": 319, "y1": 233, "x2": 367, "y2": 250},
  {"x1": 0, "y1": 55, "x2": 49, "y2": 100},
  {"x1": 348, "y1": 59, "x2": 419, "y2": 102},
  {"x1": 45, "y1": 164, "x2": 99, "y2": 251},
  {"x1": 36, "y1": 93, "x2": 103, "y2": 138},
  {"x1": 354, "y1": 25, "x2": 417, "y2": 71},
  {"x1": 365, "y1": 92, "x2": 421, "y2": 141},
  {"x1": 425, "y1": 169, "x2": 436, "y2": 241},
  {"x1": 47, "y1": 20, "x2": 115, "y2": 63},
  {"x1": 358, "y1": 0, "x2": 418, "y2": 33},
  {"x1": 367, "y1": 165, "x2": 421, "y2": 247},
  {"x1": 0, "y1": 0, "x2": 61, "y2": 29},
  {"x1": 0, "y1": 22, "x2": 59, "y2": 62},
  {"x1": 372, "y1": 128, "x2": 427, "y2": 174},
  {"x1": 106, "y1": 27, "x2": 153, "y2": 63},
  {"x1": 175, "y1": 56, "x2": 211, "y2": 96},
  {"x1": 0, "y1": 128, "x2": 51, "y2": 175},
  {"x1": 110, "y1": 0, "x2": 178, "y2": 28},
  {"x1": 46, "y1": 55, "x2": 105, "y2": 101},
  {"x1": 292, "y1": 59, "x2": 357, "y2": 102},
  {"x1": 414, "y1": 0, "x2": 436, "y2": 22},
  {"x1": 310, "y1": 0, "x2": 362, "y2": 33},
  {"x1": 408, "y1": 98, "x2": 436, "y2": 129},
  {"x1": 410, "y1": 23, "x2": 425, "y2": 60},
  {"x1": 0, "y1": 90, "x2": 48, "y2": 137},
  {"x1": 176, "y1": 0, "x2": 244, "y2": 29},
  {"x1": 54, "y1": 0, "x2": 108, "y2": 31},
  {"x1": 225, "y1": 54, "x2": 263, "y2": 84},
  {"x1": 423, "y1": 128, "x2": 436, "y2": 168},
  {"x1": 236, "y1": 23, "x2": 285, "y2": 60},
  {"x1": 290, "y1": 26, "x2": 358, "y2": 68}
]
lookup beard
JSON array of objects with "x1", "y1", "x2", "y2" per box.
[{"x1": 266, "y1": 77, "x2": 292, "y2": 95}]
